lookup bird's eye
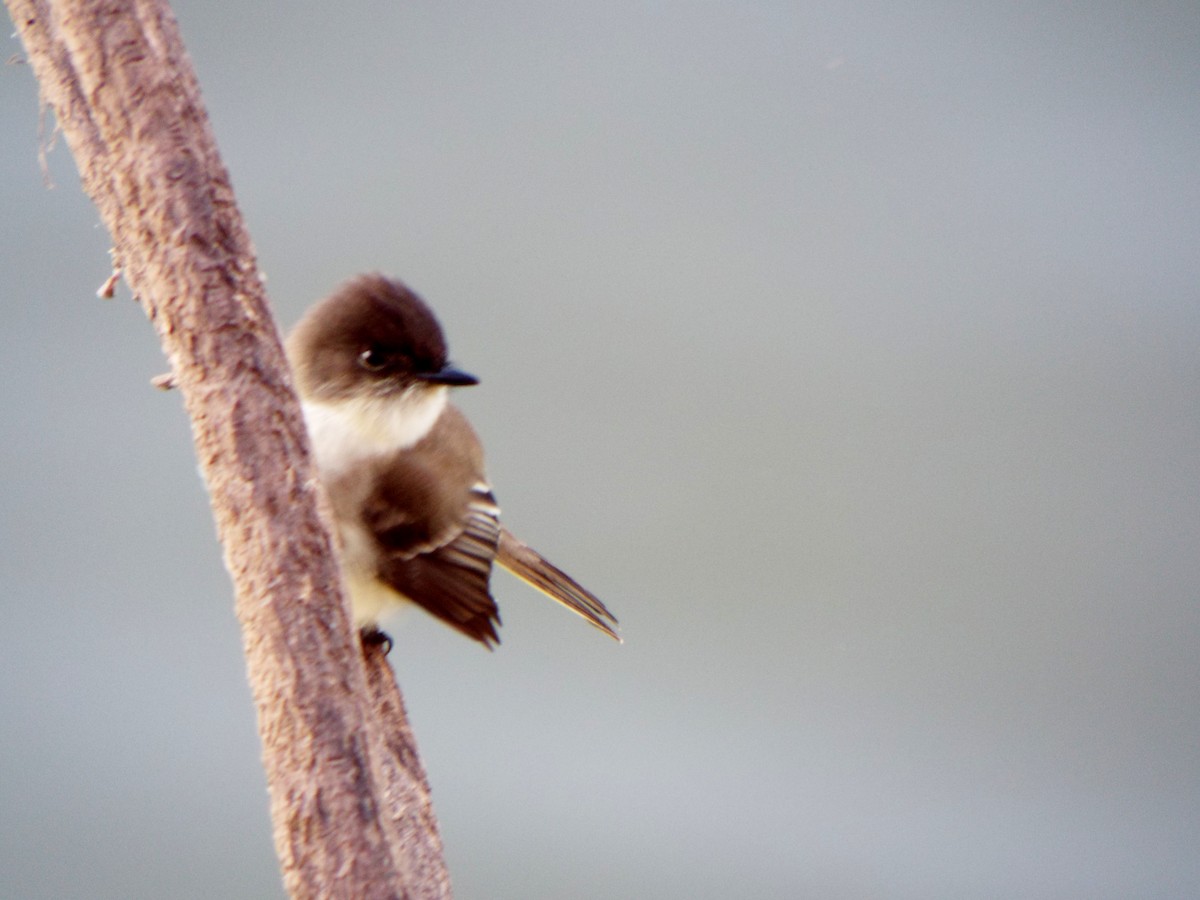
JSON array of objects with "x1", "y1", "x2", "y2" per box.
[{"x1": 358, "y1": 347, "x2": 390, "y2": 371}]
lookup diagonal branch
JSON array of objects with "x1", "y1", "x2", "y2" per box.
[{"x1": 5, "y1": 1, "x2": 452, "y2": 897}]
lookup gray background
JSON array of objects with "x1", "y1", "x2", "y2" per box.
[{"x1": 3, "y1": 3, "x2": 1198, "y2": 898}]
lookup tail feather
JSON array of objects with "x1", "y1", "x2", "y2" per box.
[{"x1": 496, "y1": 529, "x2": 621, "y2": 642}]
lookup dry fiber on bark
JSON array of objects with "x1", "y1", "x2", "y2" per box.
[{"x1": 6, "y1": 1, "x2": 452, "y2": 897}]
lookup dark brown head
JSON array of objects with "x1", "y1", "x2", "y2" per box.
[{"x1": 287, "y1": 274, "x2": 477, "y2": 403}]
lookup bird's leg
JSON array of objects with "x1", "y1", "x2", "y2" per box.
[{"x1": 360, "y1": 627, "x2": 393, "y2": 656}]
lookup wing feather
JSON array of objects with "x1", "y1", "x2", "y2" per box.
[{"x1": 370, "y1": 482, "x2": 503, "y2": 647}]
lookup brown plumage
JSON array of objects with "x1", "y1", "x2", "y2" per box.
[{"x1": 287, "y1": 274, "x2": 620, "y2": 648}]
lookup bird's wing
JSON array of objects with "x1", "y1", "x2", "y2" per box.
[
  {"x1": 369, "y1": 481, "x2": 503, "y2": 647},
  {"x1": 496, "y1": 528, "x2": 621, "y2": 642}
]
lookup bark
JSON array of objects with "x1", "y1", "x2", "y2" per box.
[{"x1": 5, "y1": 2, "x2": 452, "y2": 897}]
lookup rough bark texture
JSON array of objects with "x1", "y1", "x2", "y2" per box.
[{"x1": 5, "y1": 2, "x2": 452, "y2": 897}]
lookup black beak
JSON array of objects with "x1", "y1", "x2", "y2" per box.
[{"x1": 418, "y1": 364, "x2": 479, "y2": 387}]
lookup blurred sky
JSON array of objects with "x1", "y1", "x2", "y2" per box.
[{"x1": 2, "y1": 3, "x2": 1199, "y2": 898}]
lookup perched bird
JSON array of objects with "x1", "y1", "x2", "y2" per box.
[{"x1": 286, "y1": 274, "x2": 619, "y2": 648}]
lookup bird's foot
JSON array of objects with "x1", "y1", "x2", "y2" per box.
[{"x1": 360, "y1": 627, "x2": 393, "y2": 656}]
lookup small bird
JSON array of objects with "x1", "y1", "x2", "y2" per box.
[{"x1": 286, "y1": 274, "x2": 619, "y2": 648}]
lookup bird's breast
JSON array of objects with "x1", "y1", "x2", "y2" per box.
[{"x1": 300, "y1": 388, "x2": 448, "y2": 477}]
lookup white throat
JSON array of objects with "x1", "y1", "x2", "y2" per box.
[{"x1": 302, "y1": 386, "x2": 448, "y2": 476}]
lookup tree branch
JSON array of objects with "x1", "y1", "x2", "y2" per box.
[{"x1": 5, "y1": 1, "x2": 452, "y2": 897}]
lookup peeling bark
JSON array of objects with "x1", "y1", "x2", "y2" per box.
[{"x1": 5, "y1": 2, "x2": 452, "y2": 897}]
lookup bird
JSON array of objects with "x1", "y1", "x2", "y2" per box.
[{"x1": 285, "y1": 273, "x2": 619, "y2": 648}]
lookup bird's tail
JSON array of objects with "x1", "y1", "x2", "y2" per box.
[{"x1": 496, "y1": 528, "x2": 621, "y2": 642}]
